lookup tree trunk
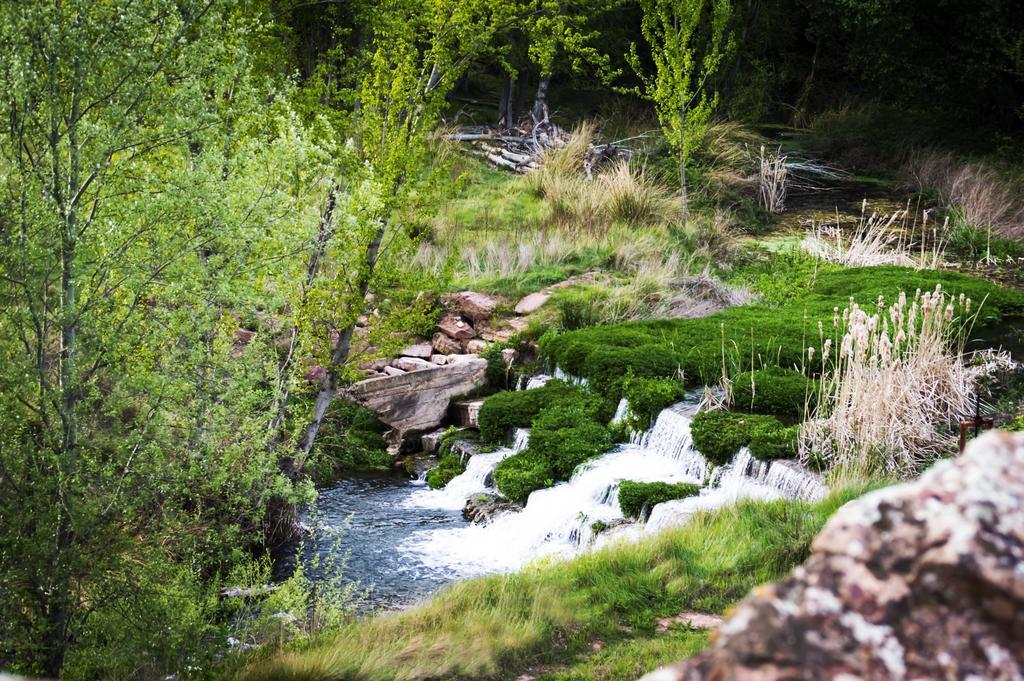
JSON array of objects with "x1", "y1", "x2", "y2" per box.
[
  {"x1": 531, "y1": 74, "x2": 550, "y2": 124},
  {"x1": 679, "y1": 101, "x2": 689, "y2": 228},
  {"x1": 296, "y1": 223, "x2": 386, "y2": 461},
  {"x1": 268, "y1": 187, "x2": 338, "y2": 441},
  {"x1": 792, "y1": 41, "x2": 821, "y2": 128}
]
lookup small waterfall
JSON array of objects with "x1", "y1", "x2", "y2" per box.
[
  {"x1": 401, "y1": 443, "x2": 702, "y2": 574},
  {"x1": 610, "y1": 397, "x2": 630, "y2": 425},
  {"x1": 635, "y1": 403, "x2": 709, "y2": 481},
  {"x1": 553, "y1": 366, "x2": 588, "y2": 386},
  {"x1": 511, "y1": 427, "x2": 530, "y2": 453},
  {"x1": 521, "y1": 374, "x2": 551, "y2": 391},
  {"x1": 400, "y1": 393, "x2": 830, "y2": 577}
]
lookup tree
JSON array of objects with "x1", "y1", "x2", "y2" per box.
[
  {"x1": 630, "y1": 0, "x2": 732, "y2": 226},
  {"x1": 292, "y1": 0, "x2": 501, "y2": 461},
  {"x1": 0, "y1": 1, "x2": 325, "y2": 675}
]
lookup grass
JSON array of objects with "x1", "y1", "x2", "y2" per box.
[
  {"x1": 536, "y1": 628, "x2": 709, "y2": 681},
  {"x1": 231, "y1": 486, "x2": 875, "y2": 681}
]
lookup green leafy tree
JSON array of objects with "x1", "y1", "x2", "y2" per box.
[
  {"x1": 629, "y1": 0, "x2": 732, "y2": 226},
  {"x1": 0, "y1": 1, "x2": 327, "y2": 675},
  {"x1": 291, "y1": 0, "x2": 505, "y2": 460}
]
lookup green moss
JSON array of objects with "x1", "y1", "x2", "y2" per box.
[
  {"x1": 690, "y1": 411, "x2": 781, "y2": 465},
  {"x1": 493, "y1": 451, "x2": 553, "y2": 504},
  {"x1": 529, "y1": 405, "x2": 613, "y2": 479},
  {"x1": 426, "y1": 452, "x2": 466, "y2": 489},
  {"x1": 478, "y1": 380, "x2": 594, "y2": 444},
  {"x1": 618, "y1": 481, "x2": 701, "y2": 519},
  {"x1": 622, "y1": 374, "x2": 686, "y2": 429},
  {"x1": 732, "y1": 366, "x2": 815, "y2": 419},
  {"x1": 748, "y1": 423, "x2": 800, "y2": 461},
  {"x1": 541, "y1": 265, "x2": 1024, "y2": 392}
]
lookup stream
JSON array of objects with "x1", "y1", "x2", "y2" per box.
[{"x1": 284, "y1": 383, "x2": 827, "y2": 612}]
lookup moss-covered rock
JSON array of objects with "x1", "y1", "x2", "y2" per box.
[
  {"x1": 618, "y1": 480, "x2": 701, "y2": 519},
  {"x1": 622, "y1": 374, "x2": 686, "y2": 429},
  {"x1": 749, "y1": 423, "x2": 800, "y2": 460},
  {"x1": 477, "y1": 380, "x2": 598, "y2": 443},
  {"x1": 493, "y1": 451, "x2": 552, "y2": 504},
  {"x1": 732, "y1": 366, "x2": 816, "y2": 419},
  {"x1": 426, "y1": 452, "x2": 466, "y2": 489},
  {"x1": 690, "y1": 411, "x2": 782, "y2": 465}
]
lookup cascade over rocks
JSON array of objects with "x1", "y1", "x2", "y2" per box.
[{"x1": 641, "y1": 430, "x2": 1024, "y2": 681}]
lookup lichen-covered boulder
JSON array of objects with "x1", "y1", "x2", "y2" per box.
[{"x1": 643, "y1": 430, "x2": 1024, "y2": 681}]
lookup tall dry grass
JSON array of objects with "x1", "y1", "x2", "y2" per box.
[
  {"x1": 801, "y1": 201, "x2": 945, "y2": 269},
  {"x1": 801, "y1": 285, "x2": 1007, "y2": 477},
  {"x1": 757, "y1": 145, "x2": 787, "y2": 213},
  {"x1": 903, "y1": 149, "x2": 1024, "y2": 240}
]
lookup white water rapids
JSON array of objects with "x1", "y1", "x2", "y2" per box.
[{"x1": 397, "y1": 389, "x2": 826, "y2": 578}]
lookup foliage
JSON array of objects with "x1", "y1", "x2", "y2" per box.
[
  {"x1": 690, "y1": 411, "x2": 782, "y2": 465},
  {"x1": 617, "y1": 481, "x2": 701, "y2": 519},
  {"x1": 234, "y1": 486, "x2": 876, "y2": 681},
  {"x1": 478, "y1": 380, "x2": 598, "y2": 443},
  {"x1": 628, "y1": 0, "x2": 733, "y2": 224},
  {"x1": 732, "y1": 366, "x2": 815, "y2": 419},
  {"x1": 493, "y1": 451, "x2": 554, "y2": 504},
  {"x1": 748, "y1": 423, "x2": 800, "y2": 461},
  {"x1": 622, "y1": 374, "x2": 687, "y2": 430},
  {"x1": 427, "y1": 453, "x2": 467, "y2": 489},
  {"x1": 311, "y1": 400, "x2": 390, "y2": 480},
  {"x1": 528, "y1": 405, "x2": 613, "y2": 479}
]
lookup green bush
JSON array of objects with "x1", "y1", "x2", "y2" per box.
[
  {"x1": 618, "y1": 481, "x2": 701, "y2": 519},
  {"x1": 749, "y1": 423, "x2": 800, "y2": 461},
  {"x1": 426, "y1": 452, "x2": 466, "y2": 489},
  {"x1": 732, "y1": 366, "x2": 815, "y2": 419},
  {"x1": 528, "y1": 405, "x2": 613, "y2": 479},
  {"x1": 313, "y1": 399, "x2": 390, "y2": 479},
  {"x1": 494, "y1": 452, "x2": 552, "y2": 504},
  {"x1": 477, "y1": 380, "x2": 591, "y2": 443},
  {"x1": 690, "y1": 410, "x2": 781, "y2": 465},
  {"x1": 622, "y1": 374, "x2": 686, "y2": 429}
]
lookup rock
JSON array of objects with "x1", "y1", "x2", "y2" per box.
[
  {"x1": 420, "y1": 427, "x2": 449, "y2": 453},
  {"x1": 515, "y1": 291, "x2": 550, "y2": 315},
  {"x1": 507, "y1": 317, "x2": 529, "y2": 333},
  {"x1": 432, "y1": 332, "x2": 462, "y2": 355},
  {"x1": 643, "y1": 430, "x2": 1024, "y2": 681},
  {"x1": 235, "y1": 328, "x2": 257, "y2": 344},
  {"x1": 438, "y1": 312, "x2": 475, "y2": 341},
  {"x1": 429, "y1": 354, "x2": 448, "y2": 365},
  {"x1": 382, "y1": 366, "x2": 406, "y2": 377},
  {"x1": 344, "y1": 358, "x2": 489, "y2": 438},
  {"x1": 447, "y1": 353, "x2": 480, "y2": 364},
  {"x1": 501, "y1": 347, "x2": 518, "y2": 365},
  {"x1": 463, "y1": 493, "x2": 519, "y2": 524},
  {"x1": 392, "y1": 356, "x2": 434, "y2": 372},
  {"x1": 448, "y1": 437, "x2": 482, "y2": 461},
  {"x1": 465, "y1": 338, "x2": 489, "y2": 354},
  {"x1": 449, "y1": 291, "x2": 499, "y2": 322},
  {"x1": 451, "y1": 398, "x2": 487, "y2": 428},
  {"x1": 401, "y1": 342, "x2": 434, "y2": 359},
  {"x1": 476, "y1": 320, "x2": 515, "y2": 343},
  {"x1": 358, "y1": 358, "x2": 389, "y2": 372},
  {"x1": 654, "y1": 613, "x2": 724, "y2": 633}
]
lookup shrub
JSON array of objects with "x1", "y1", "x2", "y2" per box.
[
  {"x1": 528, "y1": 405, "x2": 612, "y2": 479},
  {"x1": 690, "y1": 410, "x2": 781, "y2": 466},
  {"x1": 749, "y1": 423, "x2": 799, "y2": 461},
  {"x1": 478, "y1": 380, "x2": 590, "y2": 443},
  {"x1": 426, "y1": 453, "x2": 466, "y2": 489},
  {"x1": 732, "y1": 366, "x2": 815, "y2": 419},
  {"x1": 314, "y1": 399, "x2": 390, "y2": 477},
  {"x1": 555, "y1": 288, "x2": 610, "y2": 331},
  {"x1": 622, "y1": 374, "x2": 686, "y2": 429},
  {"x1": 618, "y1": 481, "x2": 701, "y2": 519},
  {"x1": 494, "y1": 452, "x2": 552, "y2": 504}
]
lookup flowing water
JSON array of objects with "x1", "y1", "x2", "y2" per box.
[{"x1": 294, "y1": 387, "x2": 826, "y2": 610}]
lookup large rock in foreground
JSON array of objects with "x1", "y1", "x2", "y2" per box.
[
  {"x1": 644, "y1": 431, "x2": 1024, "y2": 681},
  {"x1": 344, "y1": 358, "x2": 488, "y2": 441}
]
